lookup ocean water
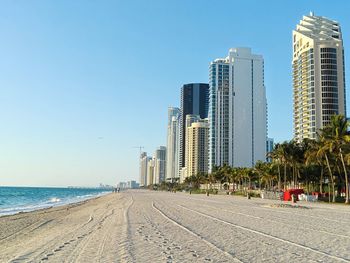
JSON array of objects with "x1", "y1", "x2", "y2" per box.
[{"x1": 0, "y1": 186, "x2": 111, "y2": 216}]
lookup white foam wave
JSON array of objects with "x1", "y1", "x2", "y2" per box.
[
  {"x1": 0, "y1": 191, "x2": 110, "y2": 217},
  {"x1": 49, "y1": 197, "x2": 61, "y2": 203}
]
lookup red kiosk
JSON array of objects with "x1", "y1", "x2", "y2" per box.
[{"x1": 283, "y1": 189, "x2": 304, "y2": 201}]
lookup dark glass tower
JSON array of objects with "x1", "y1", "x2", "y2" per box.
[{"x1": 179, "y1": 83, "x2": 209, "y2": 169}]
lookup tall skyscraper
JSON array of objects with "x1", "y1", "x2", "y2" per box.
[
  {"x1": 209, "y1": 47, "x2": 267, "y2": 171},
  {"x1": 184, "y1": 119, "x2": 209, "y2": 181},
  {"x1": 153, "y1": 146, "x2": 166, "y2": 184},
  {"x1": 139, "y1": 152, "x2": 150, "y2": 187},
  {"x1": 179, "y1": 83, "x2": 209, "y2": 170},
  {"x1": 166, "y1": 107, "x2": 181, "y2": 181},
  {"x1": 293, "y1": 13, "x2": 346, "y2": 141}
]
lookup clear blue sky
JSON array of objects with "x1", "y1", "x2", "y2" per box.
[{"x1": 1, "y1": 0, "x2": 349, "y2": 187}]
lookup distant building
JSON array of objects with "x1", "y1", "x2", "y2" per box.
[
  {"x1": 99, "y1": 183, "x2": 114, "y2": 189},
  {"x1": 118, "y1": 180, "x2": 139, "y2": 189},
  {"x1": 117, "y1": 182, "x2": 127, "y2": 189},
  {"x1": 184, "y1": 119, "x2": 209, "y2": 182},
  {"x1": 266, "y1": 138, "x2": 274, "y2": 162},
  {"x1": 140, "y1": 152, "x2": 150, "y2": 187},
  {"x1": 126, "y1": 180, "x2": 139, "y2": 189},
  {"x1": 179, "y1": 83, "x2": 209, "y2": 171},
  {"x1": 209, "y1": 47, "x2": 267, "y2": 171},
  {"x1": 166, "y1": 107, "x2": 181, "y2": 181},
  {"x1": 147, "y1": 158, "x2": 155, "y2": 186},
  {"x1": 293, "y1": 13, "x2": 346, "y2": 141},
  {"x1": 153, "y1": 146, "x2": 166, "y2": 184}
]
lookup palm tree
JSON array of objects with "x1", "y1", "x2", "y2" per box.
[
  {"x1": 317, "y1": 134, "x2": 336, "y2": 202},
  {"x1": 260, "y1": 166, "x2": 277, "y2": 190},
  {"x1": 235, "y1": 167, "x2": 252, "y2": 193},
  {"x1": 202, "y1": 172, "x2": 216, "y2": 195},
  {"x1": 305, "y1": 139, "x2": 325, "y2": 194},
  {"x1": 230, "y1": 167, "x2": 239, "y2": 191},
  {"x1": 254, "y1": 161, "x2": 266, "y2": 189},
  {"x1": 276, "y1": 142, "x2": 291, "y2": 190},
  {"x1": 184, "y1": 172, "x2": 206, "y2": 189},
  {"x1": 268, "y1": 145, "x2": 282, "y2": 190},
  {"x1": 220, "y1": 164, "x2": 232, "y2": 191},
  {"x1": 288, "y1": 141, "x2": 300, "y2": 188},
  {"x1": 320, "y1": 115, "x2": 350, "y2": 203}
]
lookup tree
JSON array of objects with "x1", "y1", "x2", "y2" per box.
[
  {"x1": 220, "y1": 164, "x2": 232, "y2": 191},
  {"x1": 254, "y1": 161, "x2": 277, "y2": 191},
  {"x1": 317, "y1": 134, "x2": 336, "y2": 202},
  {"x1": 305, "y1": 139, "x2": 325, "y2": 194},
  {"x1": 320, "y1": 115, "x2": 350, "y2": 203},
  {"x1": 268, "y1": 145, "x2": 282, "y2": 190},
  {"x1": 274, "y1": 142, "x2": 291, "y2": 190}
]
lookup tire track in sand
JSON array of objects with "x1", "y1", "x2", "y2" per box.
[
  {"x1": 178, "y1": 204, "x2": 350, "y2": 263},
  {"x1": 117, "y1": 194, "x2": 135, "y2": 263},
  {"x1": 196, "y1": 202, "x2": 350, "y2": 240},
  {"x1": 152, "y1": 202, "x2": 243, "y2": 263}
]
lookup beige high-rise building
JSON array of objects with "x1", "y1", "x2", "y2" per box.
[
  {"x1": 184, "y1": 120, "x2": 209, "y2": 181},
  {"x1": 293, "y1": 13, "x2": 346, "y2": 141}
]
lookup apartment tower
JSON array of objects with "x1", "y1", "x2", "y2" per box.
[
  {"x1": 153, "y1": 146, "x2": 166, "y2": 184},
  {"x1": 185, "y1": 119, "x2": 209, "y2": 181},
  {"x1": 179, "y1": 83, "x2": 209, "y2": 171},
  {"x1": 147, "y1": 158, "x2": 155, "y2": 186},
  {"x1": 139, "y1": 152, "x2": 150, "y2": 187},
  {"x1": 166, "y1": 107, "x2": 181, "y2": 181},
  {"x1": 209, "y1": 47, "x2": 267, "y2": 171},
  {"x1": 293, "y1": 13, "x2": 346, "y2": 141}
]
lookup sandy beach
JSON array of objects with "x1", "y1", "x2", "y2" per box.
[{"x1": 1, "y1": 190, "x2": 350, "y2": 262}]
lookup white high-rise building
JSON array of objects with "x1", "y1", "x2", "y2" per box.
[
  {"x1": 166, "y1": 107, "x2": 181, "y2": 181},
  {"x1": 139, "y1": 152, "x2": 150, "y2": 187},
  {"x1": 153, "y1": 146, "x2": 166, "y2": 184},
  {"x1": 293, "y1": 13, "x2": 346, "y2": 141},
  {"x1": 147, "y1": 158, "x2": 155, "y2": 186},
  {"x1": 209, "y1": 47, "x2": 267, "y2": 171}
]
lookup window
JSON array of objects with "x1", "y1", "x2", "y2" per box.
[
  {"x1": 320, "y1": 48, "x2": 336, "y2": 53},
  {"x1": 321, "y1": 59, "x2": 337, "y2": 64}
]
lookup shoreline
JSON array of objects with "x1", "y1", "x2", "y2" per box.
[
  {"x1": 0, "y1": 196, "x2": 90, "y2": 219},
  {"x1": 0, "y1": 192, "x2": 112, "y2": 219},
  {"x1": 0, "y1": 190, "x2": 112, "y2": 218},
  {"x1": 0, "y1": 192, "x2": 124, "y2": 262}
]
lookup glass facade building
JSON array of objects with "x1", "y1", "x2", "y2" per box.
[{"x1": 179, "y1": 83, "x2": 209, "y2": 170}]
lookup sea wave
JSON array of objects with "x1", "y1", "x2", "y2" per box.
[
  {"x1": 0, "y1": 189, "x2": 110, "y2": 217},
  {"x1": 49, "y1": 197, "x2": 61, "y2": 203}
]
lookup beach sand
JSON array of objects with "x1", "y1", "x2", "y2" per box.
[{"x1": 1, "y1": 190, "x2": 350, "y2": 262}]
